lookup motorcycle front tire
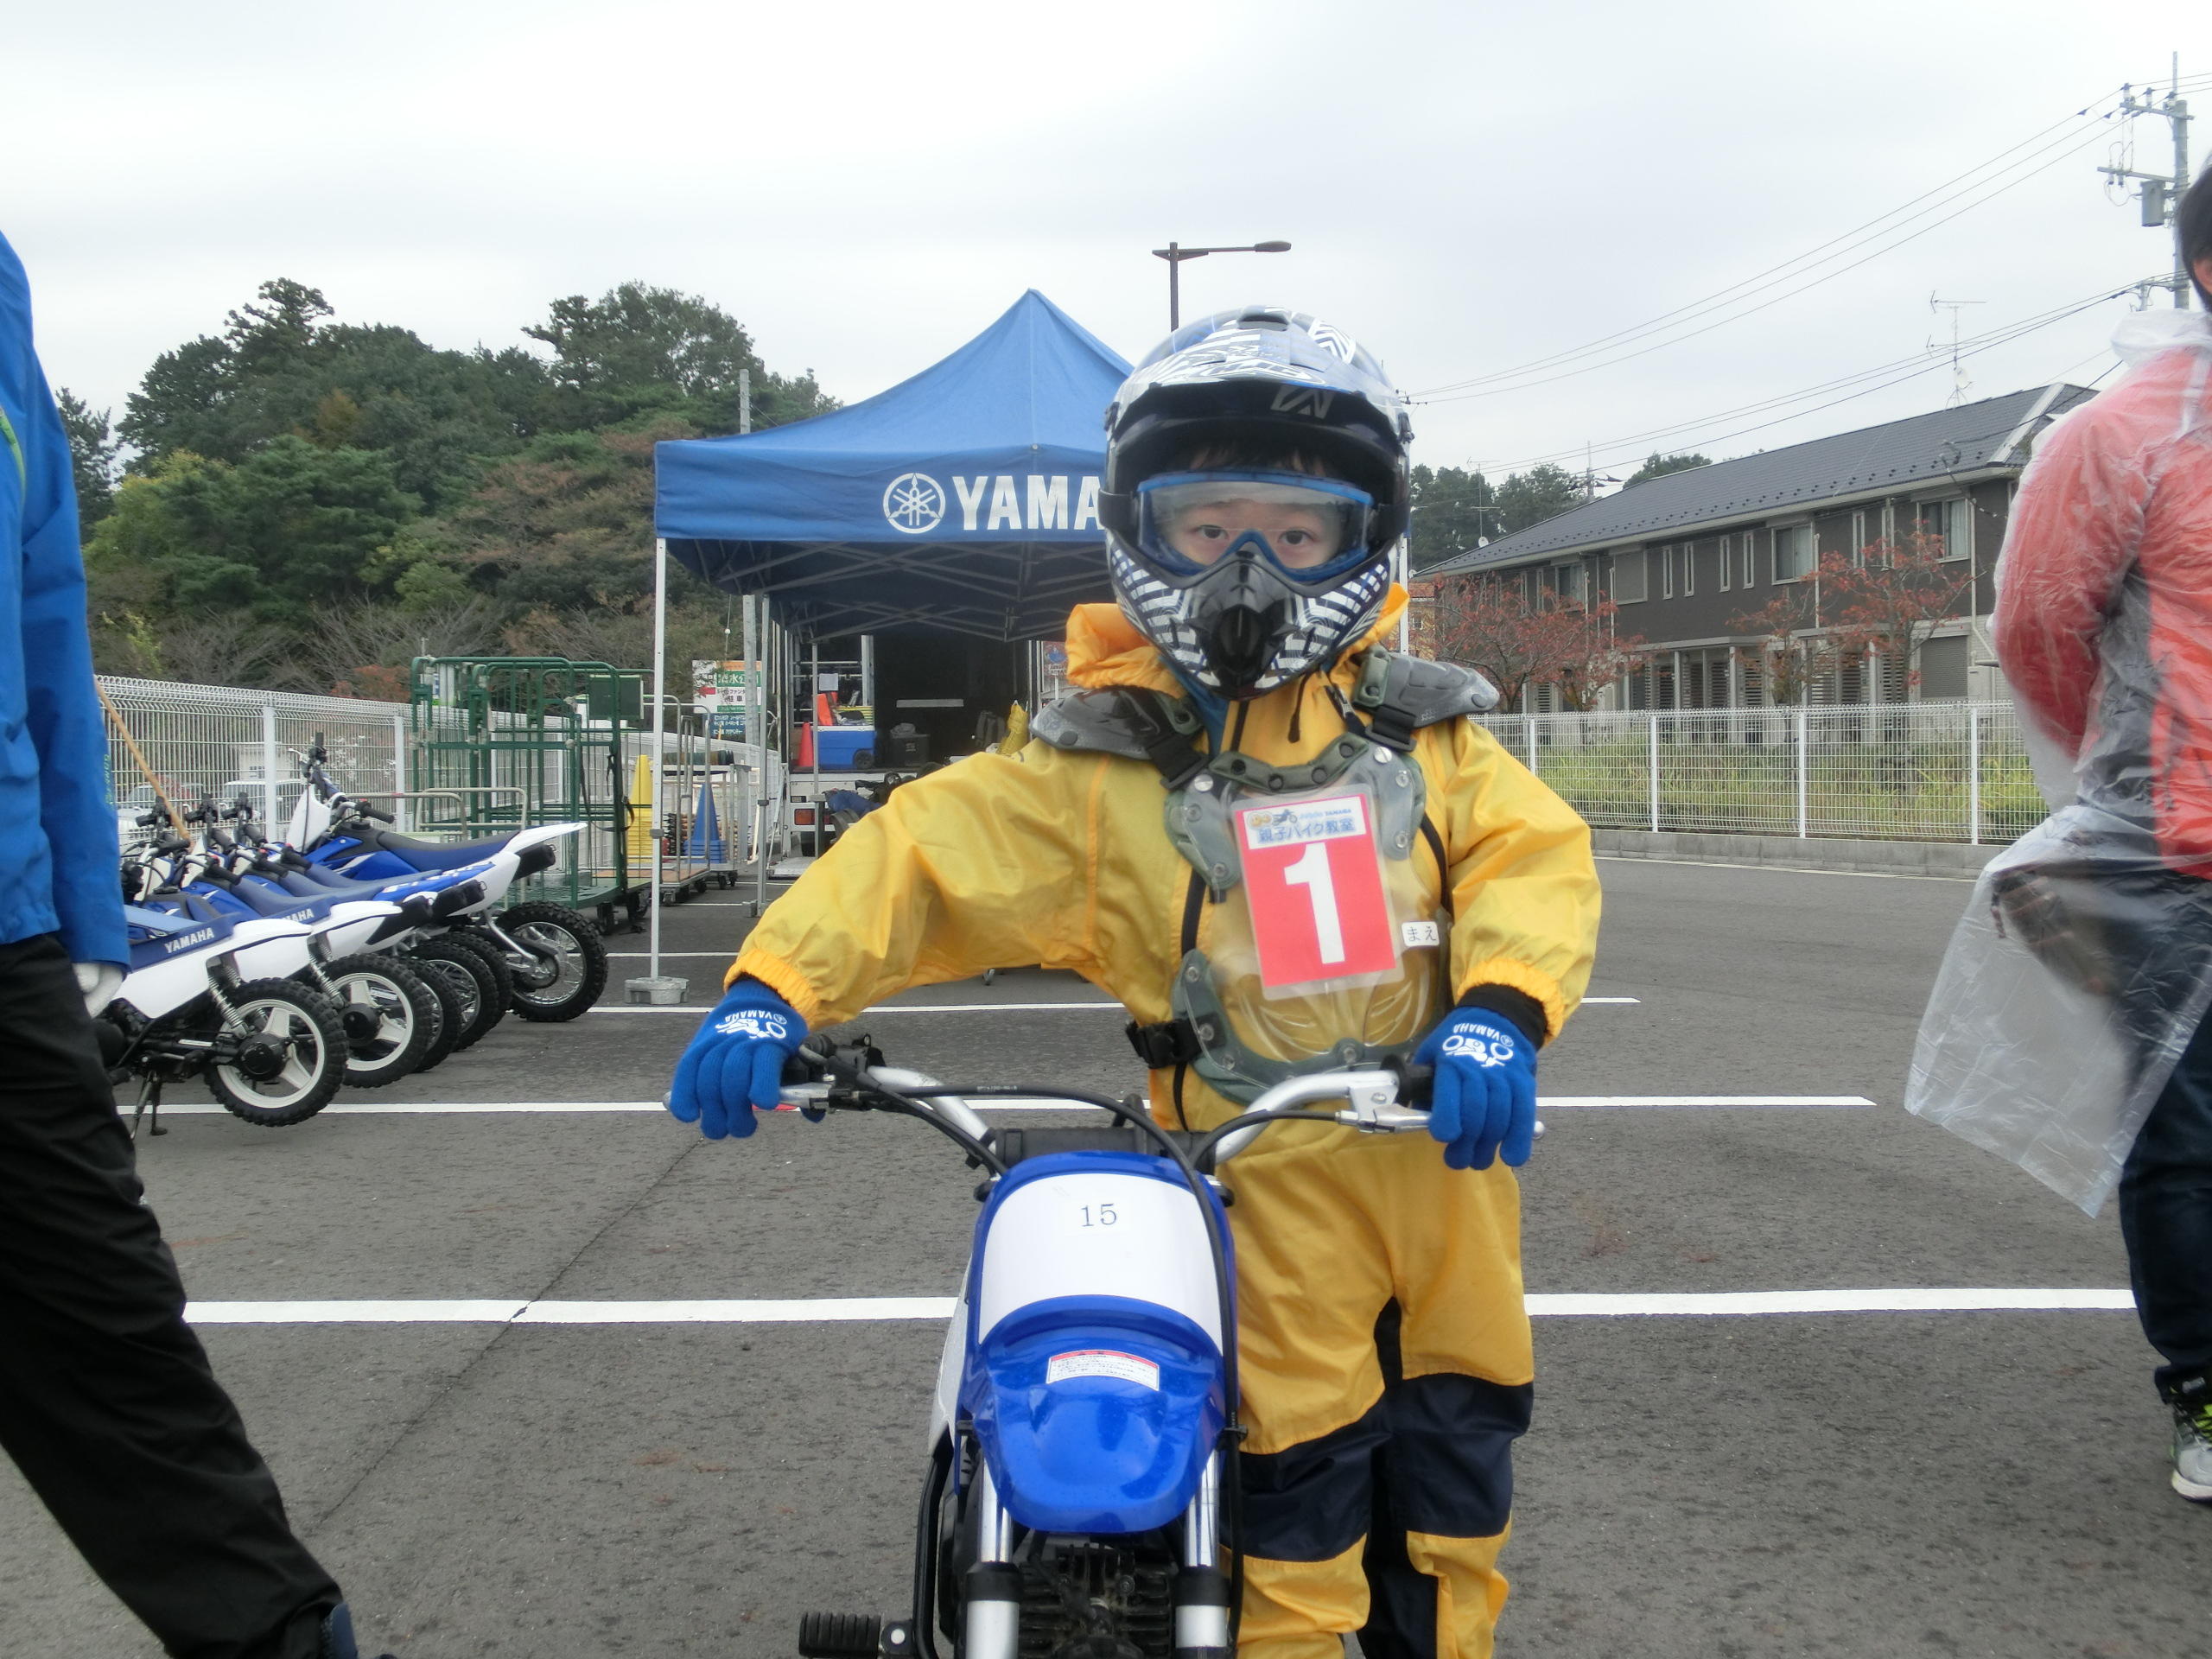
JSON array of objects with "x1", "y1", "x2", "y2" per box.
[
  {"x1": 440, "y1": 930, "x2": 514, "y2": 1047},
  {"x1": 410, "y1": 936, "x2": 505, "y2": 1050},
  {"x1": 410, "y1": 958, "x2": 464, "y2": 1073},
  {"x1": 494, "y1": 902, "x2": 610, "y2": 1021},
  {"x1": 207, "y1": 979, "x2": 348, "y2": 1127},
  {"x1": 317, "y1": 953, "x2": 437, "y2": 1087}
]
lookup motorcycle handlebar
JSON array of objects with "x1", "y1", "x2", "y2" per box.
[
  {"x1": 772, "y1": 1042, "x2": 1450, "y2": 1165},
  {"x1": 355, "y1": 803, "x2": 394, "y2": 823}
]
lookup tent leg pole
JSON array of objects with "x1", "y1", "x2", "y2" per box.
[
  {"x1": 649, "y1": 537, "x2": 668, "y2": 980},
  {"x1": 810, "y1": 634, "x2": 823, "y2": 855}
]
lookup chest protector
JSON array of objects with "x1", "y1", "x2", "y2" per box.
[{"x1": 1033, "y1": 649, "x2": 1498, "y2": 1103}]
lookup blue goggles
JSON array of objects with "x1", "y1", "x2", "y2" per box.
[{"x1": 1134, "y1": 471, "x2": 1377, "y2": 585}]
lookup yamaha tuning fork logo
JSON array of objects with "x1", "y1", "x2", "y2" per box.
[
  {"x1": 882, "y1": 473, "x2": 948, "y2": 534},
  {"x1": 882, "y1": 471, "x2": 1103, "y2": 535}
]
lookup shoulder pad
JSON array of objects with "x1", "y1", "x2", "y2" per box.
[
  {"x1": 1030, "y1": 688, "x2": 1159, "y2": 761},
  {"x1": 1351, "y1": 648, "x2": 1499, "y2": 734}
]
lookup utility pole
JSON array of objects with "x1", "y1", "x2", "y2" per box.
[{"x1": 2099, "y1": 57, "x2": 2193, "y2": 308}]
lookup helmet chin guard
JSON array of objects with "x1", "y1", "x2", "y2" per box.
[
  {"x1": 1110, "y1": 543, "x2": 1390, "y2": 699},
  {"x1": 1102, "y1": 308, "x2": 1408, "y2": 696}
]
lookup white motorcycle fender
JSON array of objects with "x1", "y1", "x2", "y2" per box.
[
  {"x1": 285, "y1": 788, "x2": 332, "y2": 849},
  {"x1": 118, "y1": 918, "x2": 317, "y2": 1020},
  {"x1": 927, "y1": 1295, "x2": 969, "y2": 1450},
  {"x1": 221, "y1": 917, "x2": 321, "y2": 984},
  {"x1": 313, "y1": 899, "x2": 405, "y2": 958}
]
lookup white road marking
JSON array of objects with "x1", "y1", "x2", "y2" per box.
[
  {"x1": 1596, "y1": 855, "x2": 1977, "y2": 883},
  {"x1": 588, "y1": 1001, "x2": 1122, "y2": 1014},
  {"x1": 1529, "y1": 1287, "x2": 2135, "y2": 1315},
  {"x1": 148, "y1": 1091, "x2": 1860, "y2": 1117},
  {"x1": 591, "y1": 998, "x2": 1643, "y2": 1014},
  {"x1": 1544, "y1": 1095, "x2": 1872, "y2": 1109},
  {"x1": 183, "y1": 1288, "x2": 2134, "y2": 1325},
  {"x1": 150, "y1": 1091, "x2": 1860, "y2": 1118}
]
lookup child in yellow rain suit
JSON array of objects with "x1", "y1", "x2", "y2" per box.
[{"x1": 668, "y1": 308, "x2": 1599, "y2": 1659}]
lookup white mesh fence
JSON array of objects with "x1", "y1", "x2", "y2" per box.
[
  {"x1": 1476, "y1": 702, "x2": 2042, "y2": 845},
  {"x1": 98, "y1": 677, "x2": 407, "y2": 838}
]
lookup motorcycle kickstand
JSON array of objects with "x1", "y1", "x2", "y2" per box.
[{"x1": 130, "y1": 1077, "x2": 167, "y2": 1138}]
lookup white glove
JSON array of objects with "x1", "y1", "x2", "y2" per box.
[{"x1": 74, "y1": 963, "x2": 124, "y2": 1016}]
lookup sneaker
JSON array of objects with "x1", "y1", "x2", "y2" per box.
[
  {"x1": 2173, "y1": 1400, "x2": 2212, "y2": 1502},
  {"x1": 321, "y1": 1604, "x2": 397, "y2": 1659}
]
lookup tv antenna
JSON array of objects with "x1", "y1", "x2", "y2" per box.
[{"x1": 1929, "y1": 293, "x2": 1985, "y2": 405}]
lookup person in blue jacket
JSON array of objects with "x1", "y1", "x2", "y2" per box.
[{"x1": 0, "y1": 232, "x2": 388, "y2": 1659}]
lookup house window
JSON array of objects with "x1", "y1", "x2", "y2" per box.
[
  {"x1": 1773, "y1": 524, "x2": 1815, "y2": 582},
  {"x1": 1554, "y1": 562, "x2": 1586, "y2": 603},
  {"x1": 1739, "y1": 531, "x2": 1758, "y2": 588},
  {"x1": 1661, "y1": 544, "x2": 1675, "y2": 599},
  {"x1": 1682, "y1": 541, "x2": 1697, "y2": 597},
  {"x1": 1611, "y1": 550, "x2": 1647, "y2": 603},
  {"x1": 1851, "y1": 511, "x2": 1871, "y2": 564},
  {"x1": 1719, "y1": 535, "x2": 1732, "y2": 592},
  {"x1": 1919, "y1": 497, "x2": 1969, "y2": 562}
]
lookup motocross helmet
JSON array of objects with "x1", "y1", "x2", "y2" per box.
[{"x1": 1100, "y1": 307, "x2": 1413, "y2": 700}]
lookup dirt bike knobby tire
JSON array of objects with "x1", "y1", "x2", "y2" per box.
[{"x1": 494, "y1": 902, "x2": 610, "y2": 1021}]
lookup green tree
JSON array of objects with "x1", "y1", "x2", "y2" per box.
[
  {"x1": 416, "y1": 423, "x2": 690, "y2": 613},
  {"x1": 1408, "y1": 464, "x2": 1498, "y2": 567},
  {"x1": 86, "y1": 437, "x2": 419, "y2": 616},
  {"x1": 1492, "y1": 463, "x2": 1584, "y2": 535},
  {"x1": 1624, "y1": 451, "x2": 1711, "y2": 486},
  {"x1": 524, "y1": 281, "x2": 836, "y2": 434},
  {"x1": 54, "y1": 388, "x2": 120, "y2": 524}
]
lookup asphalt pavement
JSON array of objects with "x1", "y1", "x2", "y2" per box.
[{"x1": 3, "y1": 855, "x2": 2199, "y2": 1658}]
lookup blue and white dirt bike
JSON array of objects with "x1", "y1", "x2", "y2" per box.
[
  {"x1": 99, "y1": 899, "x2": 353, "y2": 1134},
  {"x1": 285, "y1": 747, "x2": 608, "y2": 1023},
  {"x1": 125, "y1": 799, "x2": 494, "y2": 1083},
  {"x1": 772, "y1": 1039, "x2": 1446, "y2": 1659}
]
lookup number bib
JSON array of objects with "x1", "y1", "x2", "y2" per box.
[{"x1": 1236, "y1": 791, "x2": 1399, "y2": 995}]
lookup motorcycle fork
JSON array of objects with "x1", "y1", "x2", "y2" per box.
[
  {"x1": 1175, "y1": 1454, "x2": 1231, "y2": 1659},
  {"x1": 962, "y1": 1459, "x2": 1020, "y2": 1659},
  {"x1": 476, "y1": 917, "x2": 544, "y2": 973}
]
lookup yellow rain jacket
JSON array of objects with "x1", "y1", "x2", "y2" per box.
[{"x1": 734, "y1": 589, "x2": 1599, "y2": 1659}]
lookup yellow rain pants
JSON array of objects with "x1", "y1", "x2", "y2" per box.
[{"x1": 734, "y1": 591, "x2": 1599, "y2": 1659}]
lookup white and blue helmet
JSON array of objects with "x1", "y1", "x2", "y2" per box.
[{"x1": 1100, "y1": 308, "x2": 1413, "y2": 699}]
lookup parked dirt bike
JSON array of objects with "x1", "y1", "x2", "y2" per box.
[
  {"x1": 100, "y1": 902, "x2": 351, "y2": 1133},
  {"x1": 286, "y1": 746, "x2": 608, "y2": 1023},
  {"x1": 126, "y1": 801, "x2": 486, "y2": 1082},
  {"x1": 768, "y1": 1040, "x2": 1452, "y2": 1659}
]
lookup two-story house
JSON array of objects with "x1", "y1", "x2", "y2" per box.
[{"x1": 1411, "y1": 382, "x2": 2098, "y2": 709}]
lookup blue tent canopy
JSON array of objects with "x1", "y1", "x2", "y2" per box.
[{"x1": 654, "y1": 291, "x2": 1131, "y2": 641}]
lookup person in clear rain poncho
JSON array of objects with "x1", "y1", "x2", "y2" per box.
[{"x1": 1908, "y1": 164, "x2": 2212, "y2": 1502}]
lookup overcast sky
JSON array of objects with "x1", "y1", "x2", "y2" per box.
[{"x1": 9, "y1": 2, "x2": 2208, "y2": 485}]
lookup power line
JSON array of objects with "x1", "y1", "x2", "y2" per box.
[
  {"x1": 1465, "y1": 282, "x2": 2133, "y2": 469},
  {"x1": 1461, "y1": 278, "x2": 2143, "y2": 477},
  {"x1": 1410, "y1": 77, "x2": 2210, "y2": 401},
  {"x1": 1416, "y1": 120, "x2": 2130, "y2": 404}
]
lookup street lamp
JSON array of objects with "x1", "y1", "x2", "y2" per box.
[{"x1": 1152, "y1": 240, "x2": 1292, "y2": 329}]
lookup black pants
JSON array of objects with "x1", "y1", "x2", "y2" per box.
[
  {"x1": 2120, "y1": 1005, "x2": 2212, "y2": 1400},
  {"x1": 1240, "y1": 1301, "x2": 1529, "y2": 1659},
  {"x1": 0, "y1": 933, "x2": 340, "y2": 1659}
]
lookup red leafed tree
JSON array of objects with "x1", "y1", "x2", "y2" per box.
[
  {"x1": 1431, "y1": 575, "x2": 1644, "y2": 711},
  {"x1": 1819, "y1": 531, "x2": 1977, "y2": 693},
  {"x1": 1727, "y1": 586, "x2": 1833, "y2": 706}
]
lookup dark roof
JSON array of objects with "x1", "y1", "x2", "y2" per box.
[{"x1": 1419, "y1": 382, "x2": 2097, "y2": 575}]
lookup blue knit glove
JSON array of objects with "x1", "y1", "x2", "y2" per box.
[
  {"x1": 666, "y1": 980, "x2": 809, "y2": 1141},
  {"x1": 1415, "y1": 1010, "x2": 1538, "y2": 1172}
]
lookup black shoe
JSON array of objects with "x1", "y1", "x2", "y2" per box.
[{"x1": 321, "y1": 1604, "x2": 397, "y2": 1659}]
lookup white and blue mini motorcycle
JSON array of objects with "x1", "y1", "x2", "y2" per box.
[
  {"x1": 100, "y1": 903, "x2": 355, "y2": 1131},
  {"x1": 774, "y1": 1039, "x2": 1443, "y2": 1659}
]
